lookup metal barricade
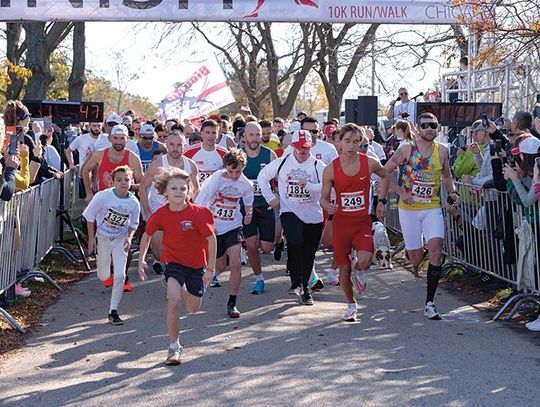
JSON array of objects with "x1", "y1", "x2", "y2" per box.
[{"x1": 385, "y1": 176, "x2": 540, "y2": 320}]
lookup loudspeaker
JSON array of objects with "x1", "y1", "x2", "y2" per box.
[
  {"x1": 345, "y1": 99, "x2": 357, "y2": 124},
  {"x1": 356, "y1": 96, "x2": 378, "y2": 125}
]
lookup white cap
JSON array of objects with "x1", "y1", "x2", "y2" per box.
[
  {"x1": 289, "y1": 121, "x2": 301, "y2": 133},
  {"x1": 111, "y1": 124, "x2": 129, "y2": 136},
  {"x1": 140, "y1": 123, "x2": 155, "y2": 135},
  {"x1": 106, "y1": 113, "x2": 122, "y2": 124}
]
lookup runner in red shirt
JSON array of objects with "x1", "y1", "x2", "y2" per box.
[
  {"x1": 138, "y1": 167, "x2": 217, "y2": 366},
  {"x1": 320, "y1": 124, "x2": 388, "y2": 322}
]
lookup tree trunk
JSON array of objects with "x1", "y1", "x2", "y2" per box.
[
  {"x1": 69, "y1": 22, "x2": 86, "y2": 101},
  {"x1": 5, "y1": 23, "x2": 25, "y2": 100},
  {"x1": 23, "y1": 22, "x2": 73, "y2": 100},
  {"x1": 24, "y1": 22, "x2": 53, "y2": 100}
]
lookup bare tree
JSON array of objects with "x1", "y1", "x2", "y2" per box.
[
  {"x1": 68, "y1": 22, "x2": 86, "y2": 101},
  {"x1": 315, "y1": 24, "x2": 380, "y2": 119},
  {"x1": 23, "y1": 22, "x2": 73, "y2": 100},
  {"x1": 4, "y1": 23, "x2": 26, "y2": 100}
]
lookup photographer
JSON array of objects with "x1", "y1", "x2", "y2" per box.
[
  {"x1": 3, "y1": 100, "x2": 43, "y2": 185},
  {"x1": 460, "y1": 120, "x2": 496, "y2": 187}
]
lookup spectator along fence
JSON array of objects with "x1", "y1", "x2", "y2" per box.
[
  {"x1": 0, "y1": 169, "x2": 85, "y2": 333},
  {"x1": 385, "y1": 178, "x2": 540, "y2": 320}
]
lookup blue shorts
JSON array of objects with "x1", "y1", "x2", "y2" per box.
[{"x1": 165, "y1": 263, "x2": 205, "y2": 297}]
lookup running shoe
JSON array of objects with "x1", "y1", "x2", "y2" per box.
[
  {"x1": 241, "y1": 247, "x2": 248, "y2": 266},
  {"x1": 211, "y1": 275, "x2": 221, "y2": 288},
  {"x1": 273, "y1": 240, "x2": 284, "y2": 261},
  {"x1": 342, "y1": 304, "x2": 357, "y2": 322},
  {"x1": 311, "y1": 279, "x2": 325, "y2": 292},
  {"x1": 301, "y1": 292, "x2": 314, "y2": 305},
  {"x1": 15, "y1": 284, "x2": 31, "y2": 297},
  {"x1": 152, "y1": 261, "x2": 164, "y2": 275},
  {"x1": 108, "y1": 310, "x2": 124, "y2": 325},
  {"x1": 288, "y1": 282, "x2": 302, "y2": 296},
  {"x1": 123, "y1": 281, "x2": 133, "y2": 292},
  {"x1": 352, "y1": 270, "x2": 367, "y2": 294},
  {"x1": 102, "y1": 274, "x2": 114, "y2": 288},
  {"x1": 526, "y1": 316, "x2": 540, "y2": 331},
  {"x1": 424, "y1": 302, "x2": 442, "y2": 320},
  {"x1": 165, "y1": 344, "x2": 183, "y2": 365},
  {"x1": 326, "y1": 269, "x2": 340, "y2": 286},
  {"x1": 227, "y1": 304, "x2": 241, "y2": 318},
  {"x1": 251, "y1": 280, "x2": 265, "y2": 294}
]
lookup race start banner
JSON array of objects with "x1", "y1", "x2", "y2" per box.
[
  {"x1": 0, "y1": 1, "x2": 463, "y2": 24},
  {"x1": 159, "y1": 58, "x2": 235, "y2": 121}
]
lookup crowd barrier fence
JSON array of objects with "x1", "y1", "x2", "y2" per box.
[
  {"x1": 385, "y1": 178, "x2": 540, "y2": 320},
  {"x1": 0, "y1": 169, "x2": 82, "y2": 333}
]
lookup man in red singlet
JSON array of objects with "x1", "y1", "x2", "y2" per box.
[
  {"x1": 82, "y1": 124, "x2": 144, "y2": 202},
  {"x1": 320, "y1": 123, "x2": 388, "y2": 322},
  {"x1": 82, "y1": 124, "x2": 144, "y2": 291}
]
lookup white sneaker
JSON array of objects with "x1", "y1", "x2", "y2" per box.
[
  {"x1": 424, "y1": 302, "x2": 442, "y2": 320},
  {"x1": 525, "y1": 316, "x2": 540, "y2": 331},
  {"x1": 352, "y1": 270, "x2": 367, "y2": 294},
  {"x1": 241, "y1": 248, "x2": 248, "y2": 266},
  {"x1": 326, "y1": 269, "x2": 339, "y2": 286},
  {"x1": 165, "y1": 344, "x2": 183, "y2": 365},
  {"x1": 342, "y1": 304, "x2": 357, "y2": 322}
]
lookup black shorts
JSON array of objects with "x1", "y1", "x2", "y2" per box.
[
  {"x1": 242, "y1": 206, "x2": 275, "y2": 242},
  {"x1": 217, "y1": 227, "x2": 243, "y2": 258},
  {"x1": 164, "y1": 263, "x2": 205, "y2": 297}
]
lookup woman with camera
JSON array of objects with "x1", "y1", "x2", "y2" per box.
[{"x1": 1, "y1": 117, "x2": 31, "y2": 197}]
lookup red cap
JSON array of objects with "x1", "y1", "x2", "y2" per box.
[
  {"x1": 291, "y1": 130, "x2": 312, "y2": 149},
  {"x1": 323, "y1": 124, "x2": 337, "y2": 138}
]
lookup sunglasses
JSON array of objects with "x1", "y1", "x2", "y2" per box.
[
  {"x1": 141, "y1": 136, "x2": 154, "y2": 140},
  {"x1": 308, "y1": 129, "x2": 319, "y2": 134},
  {"x1": 399, "y1": 92, "x2": 408, "y2": 96},
  {"x1": 419, "y1": 122, "x2": 438, "y2": 130},
  {"x1": 359, "y1": 143, "x2": 369, "y2": 149},
  {"x1": 107, "y1": 122, "x2": 119, "y2": 127}
]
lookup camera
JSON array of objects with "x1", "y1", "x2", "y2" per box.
[
  {"x1": 401, "y1": 112, "x2": 410, "y2": 119},
  {"x1": 481, "y1": 112, "x2": 489, "y2": 128}
]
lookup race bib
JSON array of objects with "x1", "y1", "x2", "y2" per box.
[
  {"x1": 287, "y1": 180, "x2": 310, "y2": 202},
  {"x1": 199, "y1": 170, "x2": 214, "y2": 183},
  {"x1": 213, "y1": 200, "x2": 236, "y2": 221},
  {"x1": 103, "y1": 208, "x2": 129, "y2": 229},
  {"x1": 411, "y1": 181, "x2": 435, "y2": 203},
  {"x1": 252, "y1": 180, "x2": 262, "y2": 196},
  {"x1": 340, "y1": 191, "x2": 366, "y2": 212}
]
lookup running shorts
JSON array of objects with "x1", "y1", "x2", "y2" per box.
[
  {"x1": 243, "y1": 206, "x2": 275, "y2": 242},
  {"x1": 165, "y1": 263, "x2": 205, "y2": 297},
  {"x1": 216, "y1": 227, "x2": 244, "y2": 258},
  {"x1": 332, "y1": 215, "x2": 374, "y2": 266},
  {"x1": 398, "y1": 207, "x2": 444, "y2": 250}
]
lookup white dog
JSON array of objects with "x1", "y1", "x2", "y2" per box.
[{"x1": 372, "y1": 221, "x2": 393, "y2": 269}]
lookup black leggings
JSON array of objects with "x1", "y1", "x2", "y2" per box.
[{"x1": 281, "y1": 212, "x2": 323, "y2": 291}]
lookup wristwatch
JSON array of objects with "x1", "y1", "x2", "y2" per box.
[{"x1": 379, "y1": 198, "x2": 388, "y2": 205}]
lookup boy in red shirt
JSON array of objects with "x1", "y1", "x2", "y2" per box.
[{"x1": 138, "y1": 167, "x2": 217, "y2": 365}]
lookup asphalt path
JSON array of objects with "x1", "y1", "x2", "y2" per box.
[{"x1": 0, "y1": 251, "x2": 538, "y2": 406}]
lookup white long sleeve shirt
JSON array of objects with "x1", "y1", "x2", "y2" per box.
[{"x1": 257, "y1": 154, "x2": 325, "y2": 224}]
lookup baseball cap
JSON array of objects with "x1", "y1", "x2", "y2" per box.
[
  {"x1": 291, "y1": 130, "x2": 312, "y2": 149},
  {"x1": 511, "y1": 135, "x2": 540, "y2": 155},
  {"x1": 106, "y1": 113, "x2": 122, "y2": 125},
  {"x1": 289, "y1": 121, "x2": 301, "y2": 133},
  {"x1": 470, "y1": 120, "x2": 486, "y2": 132},
  {"x1": 140, "y1": 123, "x2": 155, "y2": 135},
  {"x1": 323, "y1": 123, "x2": 337, "y2": 138},
  {"x1": 122, "y1": 116, "x2": 133, "y2": 126},
  {"x1": 111, "y1": 124, "x2": 129, "y2": 136}
]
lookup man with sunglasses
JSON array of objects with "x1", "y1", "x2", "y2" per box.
[
  {"x1": 66, "y1": 122, "x2": 106, "y2": 173},
  {"x1": 137, "y1": 123, "x2": 166, "y2": 171},
  {"x1": 258, "y1": 130, "x2": 326, "y2": 306},
  {"x1": 387, "y1": 88, "x2": 416, "y2": 123},
  {"x1": 284, "y1": 117, "x2": 338, "y2": 165},
  {"x1": 378, "y1": 112, "x2": 460, "y2": 320}
]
